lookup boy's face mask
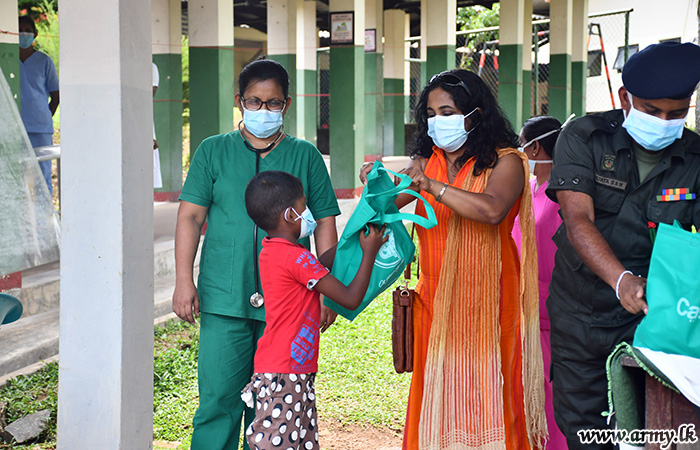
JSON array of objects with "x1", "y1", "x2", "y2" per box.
[{"x1": 287, "y1": 206, "x2": 317, "y2": 239}]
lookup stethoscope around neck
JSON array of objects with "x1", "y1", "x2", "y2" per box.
[{"x1": 239, "y1": 121, "x2": 285, "y2": 308}]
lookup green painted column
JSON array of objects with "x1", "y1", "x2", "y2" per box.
[
  {"x1": 522, "y1": 68, "x2": 532, "y2": 119},
  {"x1": 422, "y1": 0, "x2": 457, "y2": 77},
  {"x1": 188, "y1": 0, "x2": 234, "y2": 156},
  {"x1": 152, "y1": 0, "x2": 183, "y2": 201},
  {"x1": 383, "y1": 9, "x2": 407, "y2": 156},
  {"x1": 499, "y1": 44, "x2": 523, "y2": 128},
  {"x1": 499, "y1": 0, "x2": 530, "y2": 129},
  {"x1": 549, "y1": 0, "x2": 573, "y2": 122},
  {"x1": 0, "y1": 8, "x2": 20, "y2": 106},
  {"x1": 329, "y1": 0, "x2": 365, "y2": 198},
  {"x1": 571, "y1": 0, "x2": 589, "y2": 117},
  {"x1": 268, "y1": 0, "x2": 297, "y2": 136},
  {"x1": 296, "y1": 0, "x2": 317, "y2": 145},
  {"x1": 363, "y1": 0, "x2": 384, "y2": 159}
]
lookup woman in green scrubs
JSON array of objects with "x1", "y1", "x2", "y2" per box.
[{"x1": 172, "y1": 58, "x2": 340, "y2": 450}]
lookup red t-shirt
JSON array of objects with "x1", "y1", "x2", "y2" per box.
[{"x1": 255, "y1": 237, "x2": 330, "y2": 374}]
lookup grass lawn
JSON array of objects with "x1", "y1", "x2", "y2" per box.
[{"x1": 0, "y1": 278, "x2": 413, "y2": 450}]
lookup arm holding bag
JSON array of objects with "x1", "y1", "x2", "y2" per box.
[{"x1": 324, "y1": 161, "x2": 437, "y2": 321}]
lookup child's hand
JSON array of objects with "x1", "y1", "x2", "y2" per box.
[{"x1": 360, "y1": 224, "x2": 388, "y2": 255}]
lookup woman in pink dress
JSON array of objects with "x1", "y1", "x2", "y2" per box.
[{"x1": 513, "y1": 116, "x2": 567, "y2": 449}]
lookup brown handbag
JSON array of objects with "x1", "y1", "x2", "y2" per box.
[{"x1": 391, "y1": 226, "x2": 416, "y2": 374}]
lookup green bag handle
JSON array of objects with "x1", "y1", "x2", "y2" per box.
[
  {"x1": 364, "y1": 165, "x2": 438, "y2": 229},
  {"x1": 363, "y1": 164, "x2": 413, "y2": 200},
  {"x1": 380, "y1": 190, "x2": 438, "y2": 229}
]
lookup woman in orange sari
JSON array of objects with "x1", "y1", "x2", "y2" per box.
[{"x1": 364, "y1": 69, "x2": 546, "y2": 450}]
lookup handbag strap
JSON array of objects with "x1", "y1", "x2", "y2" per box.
[{"x1": 403, "y1": 224, "x2": 419, "y2": 283}]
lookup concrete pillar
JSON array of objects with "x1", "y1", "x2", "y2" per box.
[
  {"x1": 521, "y1": 0, "x2": 533, "y2": 122},
  {"x1": 329, "y1": 0, "x2": 365, "y2": 198},
  {"x1": 0, "y1": 0, "x2": 19, "y2": 104},
  {"x1": 499, "y1": 0, "x2": 528, "y2": 129},
  {"x1": 296, "y1": 0, "x2": 317, "y2": 145},
  {"x1": 57, "y1": 0, "x2": 154, "y2": 447},
  {"x1": 152, "y1": 0, "x2": 183, "y2": 201},
  {"x1": 423, "y1": 0, "x2": 456, "y2": 78},
  {"x1": 364, "y1": 0, "x2": 384, "y2": 159},
  {"x1": 383, "y1": 9, "x2": 407, "y2": 157},
  {"x1": 549, "y1": 0, "x2": 573, "y2": 122},
  {"x1": 268, "y1": 0, "x2": 297, "y2": 136},
  {"x1": 188, "y1": 0, "x2": 234, "y2": 155},
  {"x1": 571, "y1": 0, "x2": 588, "y2": 118}
]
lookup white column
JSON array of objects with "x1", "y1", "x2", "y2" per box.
[
  {"x1": 57, "y1": 0, "x2": 154, "y2": 448},
  {"x1": 0, "y1": 0, "x2": 19, "y2": 99},
  {"x1": 267, "y1": 0, "x2": 298, "y2": 135},
  {"x1": 296, "y1": 0, "x2": 317, "y2": 143}
]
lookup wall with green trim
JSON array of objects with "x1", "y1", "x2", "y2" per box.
[
  {"x1": 189, "y1": 46, "x2": 234, "y2": 155},
  {"x1": 426, "y1": 45, "x2": 456, "y2": 79},
  {"x1": 153, "y1": 53, "x2": 183, "y2": 195},
  {"x1": 571, "y1": 60, "x2": 586, "y2": 118},
  {"x1": 269, "y1": 53, "x2": 297, "y2": 136},
  {"x1": 498, "y1": 43, "x2": 523, "y2": 129},
  {"x1": 0, "y1": 43, "x2": 20, "y2": 107},
  {"x1": 329, "y1": 45, "x2": 364, "y2": 190},
  {"x1": 383, "y1": 77, "x2": 404, "y2": 156},
  {"x1": 548, "y1": 53, "x2": 572, "y2": 122}
]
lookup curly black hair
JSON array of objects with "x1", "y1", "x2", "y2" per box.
[{"x1": 409, "y1": 69, "x2": 519, "y2": 175}]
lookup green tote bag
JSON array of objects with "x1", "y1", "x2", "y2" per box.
[
  {"x1": 324, "y1": 161, "x2": 437, "y2": 320},
  {"x1": 633, "y1": 221, "x2": 700, "y2": 358}
]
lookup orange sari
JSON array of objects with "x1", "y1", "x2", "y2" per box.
[{"x1": 404, "y1": 147, "x2": 544, "y2": 450}]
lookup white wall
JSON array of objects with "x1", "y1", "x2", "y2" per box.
[{"x1": 586, "y1": 0, "x2": 699, "y2": 112}]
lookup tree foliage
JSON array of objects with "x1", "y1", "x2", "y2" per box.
[{"x1": 456, "y1": 5, "x2": 500, "y2": 72}]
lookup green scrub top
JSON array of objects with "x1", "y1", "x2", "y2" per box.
[{"x1": 180, "y1": 131, "x2": 340, "y2": 320}]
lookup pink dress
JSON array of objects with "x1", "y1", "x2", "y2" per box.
[{"x1": 513, "y1": 178, "x2": 567, "y2": 450}]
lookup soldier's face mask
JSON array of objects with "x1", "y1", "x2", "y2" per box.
[{"x1": 622, "y1": 93, "x2": 686, "y2": 152}]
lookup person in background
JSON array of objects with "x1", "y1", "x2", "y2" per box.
[
  {"x1": 362, "y1": 69, "x2": 546, "y2": 450},
  {"x1": 172, "y1": 58, "x2": 340, "y2": 450},
  {"x1": 545, "y1": 42, "x2": 700, "y2": 449},
  {"x1": 19, "y1": 15, "x2": 59, "y2": 196},
  {"x1": 152, "y1": 61, "x2": 162, "y2": 189},
  {"x1": 512, "y1": 115, "x2": 566, "y2": 450}
]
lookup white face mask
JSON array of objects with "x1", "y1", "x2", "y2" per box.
[
  {"x1": 427, "y1": 108, "x2": 479, "y2": 152},
  {"x1": 528, "y1": 159, "x2": 553, "y2": 175},
  {"x1": 518, "y1": 128, "x2": 557, "y2": 174}
]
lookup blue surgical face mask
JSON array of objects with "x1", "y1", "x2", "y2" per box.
[
  {"x1": 288, "y1": 206, "x2": 317, "y2": 239},
  {"x1": 19, "y1": 32, "x2": 35, "y2": 49},
  {"x1": 622, "y1": 93, "x2": 686, "y2": 152},
  {"x1": 243, "y1": 107, "x2": 284, "y2": 139},
  {"x1": 427, "y1": 107, "x2": 479, "y2": 152}
]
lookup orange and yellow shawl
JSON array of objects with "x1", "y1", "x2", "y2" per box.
[{"x1": 409, "y1": 147, "x2": 546, "y2": 450}]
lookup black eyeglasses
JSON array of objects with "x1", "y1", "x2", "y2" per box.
[
  {"x1": 241, "y1": 97, "x2": 286, "y2": 112},
  {"x1": 429, "y1": 72, "x2": 471, "y2": 96}
]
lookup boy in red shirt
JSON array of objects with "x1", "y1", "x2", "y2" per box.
[{"x1": 242, "y1": 171, "x2": 386, "y2": 450}]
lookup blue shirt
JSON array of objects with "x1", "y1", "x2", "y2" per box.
[{"x1": 20, "y1": 51, "x2": 59, "y2": 134}]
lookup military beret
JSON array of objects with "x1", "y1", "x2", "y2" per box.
[{"x1": 622, "y1": 41, "x2": 700, "y2": 99}]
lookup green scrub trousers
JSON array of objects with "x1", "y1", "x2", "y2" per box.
[{"x1": 191, "y1": 312, "x2": 266, "y2": 450}]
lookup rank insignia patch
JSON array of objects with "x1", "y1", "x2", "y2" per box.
[{"x1": 602, "y1": 154, "x2": 616, "y2": 172}]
